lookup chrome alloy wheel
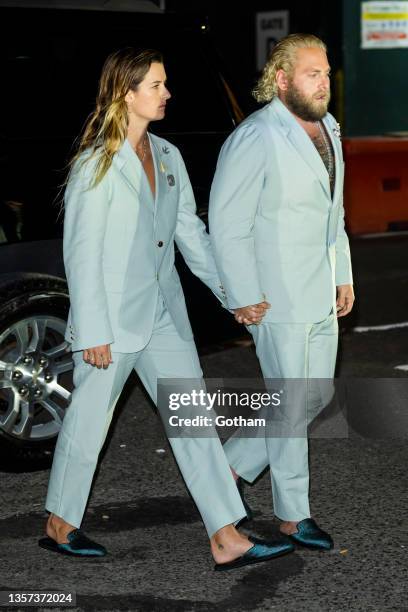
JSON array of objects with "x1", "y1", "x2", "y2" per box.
[{"x1": 0, "y1": 316, "x2": 73, "y2": 443}]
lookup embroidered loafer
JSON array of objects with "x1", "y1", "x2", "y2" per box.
[
  {"x1": 214, "y1": 535, "x2": 295, "y2": 571},
  {"x1": 285, "y1": 518, "x2": 333, "y2": 550},
  {"x1": 38, "y1": 528, "x2": 107, "y2": 557},
  {"x1": 236, "y1": 477, "x2": 254, "y2": 526}
]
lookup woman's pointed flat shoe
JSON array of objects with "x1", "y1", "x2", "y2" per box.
[
  {"x1": 38, "y1": 528, "x2": 107, "y2": 557},
  {"x1": 214, "y1": 535, "x2": 295, "y2": 571},
  {"x1": 286, "y1": 518, "x2": 333, "y2": 550}
]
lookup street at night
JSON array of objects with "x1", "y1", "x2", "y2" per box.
[{"x1": 1, "y1": 235, "x2": 407, "y2": 611}]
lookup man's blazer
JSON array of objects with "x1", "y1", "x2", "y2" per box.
[
  {"x1": 209, "y1": 97, "x2": 353, "y2": 324},
  {"x1": 64, "y1": 134, "x2": 224, "y2": 352}
]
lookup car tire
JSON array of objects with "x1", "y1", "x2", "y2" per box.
[{"x1": 0, "y1": 274, "x2": 73, "y2": 471}]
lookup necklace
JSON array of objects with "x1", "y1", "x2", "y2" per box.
[{"x1": 135, "y1": 132, "x2": 148, "y2": 163}]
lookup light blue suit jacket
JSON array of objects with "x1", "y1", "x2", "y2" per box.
[
  {"x1": 209, "y1": 97, "x2": 353, "y2": 323},
  {"x1": 64, "y1": 134, "x2": 224, "y2": 352}
]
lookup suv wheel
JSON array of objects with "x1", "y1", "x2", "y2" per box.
[{"x1": 0, "y1": 275, "x2": 72, "y2": 470}]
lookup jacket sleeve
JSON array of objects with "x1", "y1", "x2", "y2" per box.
[
  {"x1": 208, "y1": 122, "x2": 265, "y2": 309},
  {"x1": 173, "y1": 148, "x2": 226, "y2": 304},
  {"x1": 63, "y1": 156, "x2": 114, "y2": 350},
  {"x1": 335, "y1": 194, "x2": 353, "y2": 286}
]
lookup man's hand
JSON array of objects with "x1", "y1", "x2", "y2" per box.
[
  {"x1": 336, "y1": 284, "x2": 355, "y2": 317},
  {"x1": 233, "y1": 301, "x2": 271, "y2": 325},
  {"x1": 83, "y1": 344, "x2": 113, "y2": 369}
]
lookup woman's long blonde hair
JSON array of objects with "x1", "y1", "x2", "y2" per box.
[
  {"x1": 253, "y1": 33, "x2": 327, "y2": 103},
  {"x1": 71, "y1": 47, "x2": 163, "y2": 186}
]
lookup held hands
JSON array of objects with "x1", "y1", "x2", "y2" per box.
[
  {"x1": 336, "y1": 284, "x2": 355, "y2": 317},
  {"x1": 233, "y1": 301, "x2": 271, "y2": 326},
  {"x1": 83, "y1": 344, "x2": 113, "y2": 369}
]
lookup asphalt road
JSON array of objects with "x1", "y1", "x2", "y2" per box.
[{"x1": 1, "y1": 234, "x2": 407, "y2": 612}]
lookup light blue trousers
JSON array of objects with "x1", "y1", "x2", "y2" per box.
[
  {"x1": 224, "y1": 312, "x2": 338, "y2": 521},
  {"x1": 46, "y1": 293, "x2": 246, "y2": 537}
]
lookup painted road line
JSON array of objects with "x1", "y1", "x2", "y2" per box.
[
  {"x1": 353, "y1": 321, "x2": 408, "y2": 333},
  {"x1": 358, "y1": 231, "x2": 408, "y2": 239}
]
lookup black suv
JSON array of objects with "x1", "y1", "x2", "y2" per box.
[{"x1": 0, "y1": 3, "x2": 244, "y2": 465}]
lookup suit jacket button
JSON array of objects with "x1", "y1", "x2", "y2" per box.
[{"x1": 157, "y1": 241, "x2": 164, "y2": 247}]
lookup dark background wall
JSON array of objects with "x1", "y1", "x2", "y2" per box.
[
  {"x1": 167, "y1": 0, "x2": 343, "y2": 116},
  {"x1": 343, "y1": 0, "x2": 408, "y2": 136},
  {"x1": 169, "y1": 0, "x2": 408, "y2": 136}
]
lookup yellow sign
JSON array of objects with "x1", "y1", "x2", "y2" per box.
[{"x1": 362, "y1": 1, "x2": 408, "y2": 48}]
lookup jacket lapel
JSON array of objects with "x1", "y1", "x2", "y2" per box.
[
  {"x1": 113, "y1": 134, "x2": 176, "y2": 222},
  {"x1": 149, "y1": 134, "x2": 175, "y2": 224},
  {"x1": 322, "y1": 115, "x2": 343, "y2": 205},
  {"x1": 271, "y1": 98, "x2": 331, "y2": 200},
  {"x1": 113, "y1": 138, "x2": 142, "y2": 196},
  {"x1": 149, "y1": 134, "x2": 161, "y2": 221}
]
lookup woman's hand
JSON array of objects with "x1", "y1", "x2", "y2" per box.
[{"x1": 83, "y1": 344, "x2": 113, "y2": 369}]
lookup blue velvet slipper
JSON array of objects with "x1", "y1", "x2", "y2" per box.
[
  {"x1": 38, "y1": 528, "x2": 107, "y2": 557},
  {"x1": 214, "y1": 535, "x2": 294, "y2": 571},
  {"x1": 286, "y1": 518, "x2": 333, "y2": 550}
]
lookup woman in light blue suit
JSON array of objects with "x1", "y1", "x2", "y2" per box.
[{"x1": 38, "y1": 48, "x2": 293, "y2": 570}]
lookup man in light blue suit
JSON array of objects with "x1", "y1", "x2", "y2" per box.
[
  {"x1": 39, "y1": 48, "x2": 293, "y2": 570},
  {"x1": 209, "y1": 34, "x2": 354, "y2": 550}
]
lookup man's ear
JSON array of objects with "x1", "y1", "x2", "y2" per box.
[{"x1": 276, "y1": 69, "x2": 289, "y2": 92}]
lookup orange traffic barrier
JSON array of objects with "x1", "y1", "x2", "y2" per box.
[{"x1": 342, "y1": 136, "x2": 408, "y2": 235}]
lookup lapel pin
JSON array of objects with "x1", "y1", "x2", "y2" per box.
[
  {"x1": 162, "y1": 146, "x2": 170, "y2": 154},
  {"x1": 167, "y1": 174, "x2": 175, "y2": 187},
  {"x1": 333, "y1": 122, "x2": 341, "y2": 139},
  {"x1": 159, "y1": 160, "x2": 166, "y2": 173}
]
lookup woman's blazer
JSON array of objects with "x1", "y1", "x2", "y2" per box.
[{"x1": 64, "y1": 134, "x2": 224, "y2": 352}]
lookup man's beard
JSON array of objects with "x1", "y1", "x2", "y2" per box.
[{"x1": 284, "y1": 80, "x2": 330, "y2": 121}]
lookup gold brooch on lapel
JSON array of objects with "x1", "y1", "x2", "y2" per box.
[
  {"x1": 159, "y1": 160, "x2": 167, "y2": 173},
  {"x1": 167, "y1": 174, "x2": 175, "y2": 187},
  {"x1": 333, "y1": 122, "x2": 341, "y2": 139}
]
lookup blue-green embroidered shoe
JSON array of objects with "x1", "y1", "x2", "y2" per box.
[
  {"x1": 286, "y1": 518, "x2": 333, "y2": 550},
  {"x1": 214, "y1": 535, "x2": 295, "y2": 571},
  {"x1": 38, "y1": 529, "x2": 107, "y2": 557}
]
